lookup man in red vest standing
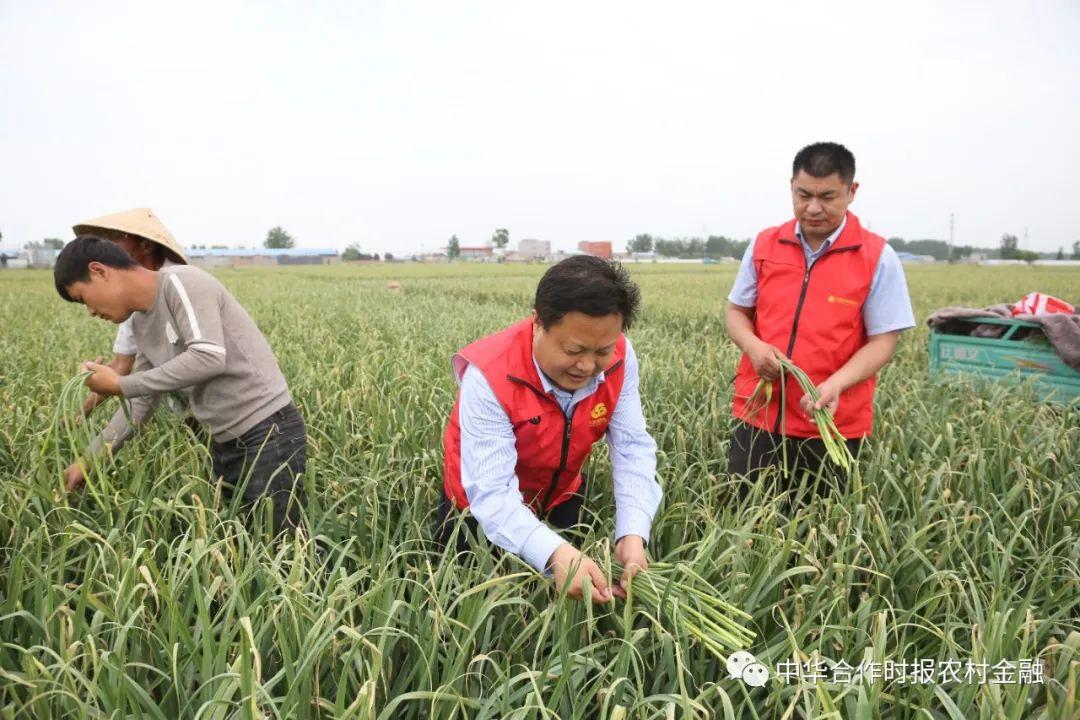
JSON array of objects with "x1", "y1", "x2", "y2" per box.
[
  {"x1": 441, "y1": 256, "x2": 662, "y2": 604},
  {"x1": 726, "y1": 142, "x2": 915, "y2": 483}
]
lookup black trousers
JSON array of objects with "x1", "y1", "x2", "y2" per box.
[
  {"x1": 727, "y1": 420, "x2": 863, "y2": 490},
  {"x1": 210, "y1": 403, "x2": 307, "y2": 535},
  {"x1": 436, "y1": 481, "x2": 587, "y2": 555}
]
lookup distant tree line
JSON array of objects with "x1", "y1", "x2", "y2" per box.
[
  {"x1": 886, "y1": 235, "x2": 1077, "y2": 262},
  {"x1": 627, "y1": 234, "x2": 750, "y2": 259},
  {"x1": 994, "y1": 234, "x2": 1039, "y2": 262},
  {"x1": 342, "y1": 244, "x2": 392, "y2": 262},
  {"x1": 627, "y1": 232, "x2": 1076, "y2": 263},
  {"x1": 886, "y1": 237, "x2": 955, "y2": 260}
]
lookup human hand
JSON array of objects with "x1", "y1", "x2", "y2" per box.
[
  {"x1": 73, "y1": 357, "x2": 107, "y2": 424},
  {"x1": 800, "y1": 379, "x2": 841, "y2": 418},
  {"x1": 64, "y1": 462, "x2": 86, "y2": 493},
  {"x1": 82, "y1": 360, "x2": 121, "y2": 397},
  {"x1": 613, "y1": 535, "x2": 648, "y2": 599},
  {"x1": 548, "y1": 543, "x2": 613, "y2": 604},
  {"x1": 748, "y1": 340, "x2": 785, "y2": 381}
]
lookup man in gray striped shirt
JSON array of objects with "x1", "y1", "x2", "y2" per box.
[{"x1": 55, "y1": 236, "x2": 306, "y2": 535}]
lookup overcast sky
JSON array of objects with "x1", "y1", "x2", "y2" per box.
[{"x1": 2, "y1": 0, "x2": 1077, "y2": 255}]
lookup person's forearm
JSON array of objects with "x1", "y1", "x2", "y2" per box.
[
  {"x1": 467, "y1": 490, "x2": 566, "y2": 573},
  {"x1": 80, "y1": 354, "x2": 137, "y2": 417},
  {"x1": 827, "y1": 333, "x2": 899, "y2": 391},
  {"x1": 81, "y1": 391, "x2": 104, "y2": 416},
  {"x1": 110, "y1": 353, "x2": 135, "y2": 376},
  {"x1": 85, "y1": 394, "x2": 159, "y2": 456},
  {"x1": 609, "y1": 429, "x2": 661, "y2": 543},
  {"x1": 119, "y1": 346, "x2": 226, "y2": 397},
  {"x1": 725, "y1": 305, "x2": 761, "y2": 354}
]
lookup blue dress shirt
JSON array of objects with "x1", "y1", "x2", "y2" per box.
[{"x1": 727, "y1": 217, "x2": 916, "y2": 335}]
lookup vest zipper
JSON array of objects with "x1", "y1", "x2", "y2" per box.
[
  {"x1": 540, "y1": 415, "x2": 574, "y2": 512},
  {"x1": 508, "y1": 357, "x2": 624, "y2": 515},
  {"x1": 771, "y1": 243, "x2": 858, "y2": 434},
  {"x1": 784, "y1": 266, "x2": 814, "y2": 358},
  {"x1": 773, "y1": 265, "x2": 812, "y2": 434}
]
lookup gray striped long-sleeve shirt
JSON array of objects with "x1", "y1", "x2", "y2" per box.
[{"x1": 89, "y1": 265, "x2": 292, "y2": 455}]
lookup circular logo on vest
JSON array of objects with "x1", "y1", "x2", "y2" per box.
[{"x1": 589, "y1": 402, "x2": 608, "y2": 427}]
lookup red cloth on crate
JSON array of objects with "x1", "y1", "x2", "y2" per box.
[{"x1": 1010, "y1": 292, "x2": 1075, "y2": 317}]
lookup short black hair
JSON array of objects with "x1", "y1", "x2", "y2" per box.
[
  {"x1": 54, "y1": 235, "x2": 137, "y2": 302},
  {"x1": 792, "y1": 142, "x2": 856, "y2": 185},
  {"x1": 534, "y1": 255, "x2": 641, "y2": 330}
]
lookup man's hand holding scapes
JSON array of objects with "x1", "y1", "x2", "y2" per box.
[
  {"x1": 83, "y1": 361, "x2": 122, "y2": 397},
  {"x1": 614, "y1": 534, "x2": 648, "y2": 599},
  {"x1": 747, "y1": 340, "x2": 785, "y2": 381},
  {"x1": 548, "y1": 543, "x2": 613, "y2": 604},
  {"x1": 800, "y1": 378, "x2": 841, "y2": 418},
  {"x1": 64, "y1": 462, "x2": 86, "y2": 493}
]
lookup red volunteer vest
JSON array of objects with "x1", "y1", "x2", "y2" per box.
[
  {"x1": 732, "y1": 212, "x2": 885, "y2": 438},
  {"x1": 443, "y1": 318, "x2": 627, "y2": 513}
]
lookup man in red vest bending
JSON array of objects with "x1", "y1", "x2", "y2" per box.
[
  {"x1": 441, "y1": 256, "x2": 662, "y2": 604},
  {"x1": 726, "y1": 142, "x2": 915, "y2": 482}
]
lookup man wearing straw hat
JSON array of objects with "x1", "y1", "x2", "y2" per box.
[
  {"x1": 54, "y1": 233, "x2": 307, "y2": 535},
  {"x1": 71, "y1": 209, "x2": 188, "y2": 420}
]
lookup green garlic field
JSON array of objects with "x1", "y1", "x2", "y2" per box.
[{"x1": 0, "y1": 263, "x2": 1077, "y2": 719}]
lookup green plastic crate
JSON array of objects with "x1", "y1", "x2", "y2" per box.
[{"x1": 929, "y1": 316, "x2": 1080, "y2": 405}]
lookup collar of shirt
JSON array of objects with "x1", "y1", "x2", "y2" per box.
[
  {"x1": 532, "y1": 356, "x2": 606, "y2": 414},
  {"x1": 794, "y1": 216, "x2": 847, "y2": 266}
]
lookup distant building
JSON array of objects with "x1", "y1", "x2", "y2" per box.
[
  {"x1": 0, "y1": 250, "x2": 28, "y2": 269},
  {"x1": 895, "y1": 251, "x2": 935, "y2": 264},
  {"x1": 1033, "y1": 259, "x2": 1080, "y2": 267},
  {"x1": 577, "y1": 241, "x2": 613, "y2": 259},
  {"x1": 550, "y1": 249, "x2": 588, "y2": 263},
  {"x1": 187, "y1": 248, "x2": 339, "y2": 269},
  {"x1": 458, "y1": 245, "x2": 494, "y2": 260},
  {"x1": 517, "y1": 239, "x2": 551, "y2": 261},
  {"x1": 26, "y1": 247, "x2": 61, "y2": 269}
]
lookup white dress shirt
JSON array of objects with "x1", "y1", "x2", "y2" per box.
[{"x1": 457, "y1": 339, "x2": 662, "y2": 573}]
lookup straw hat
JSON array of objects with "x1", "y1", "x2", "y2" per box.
[{"x1": 73, "y1": 208, "x2": 187, "y2": 264}]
